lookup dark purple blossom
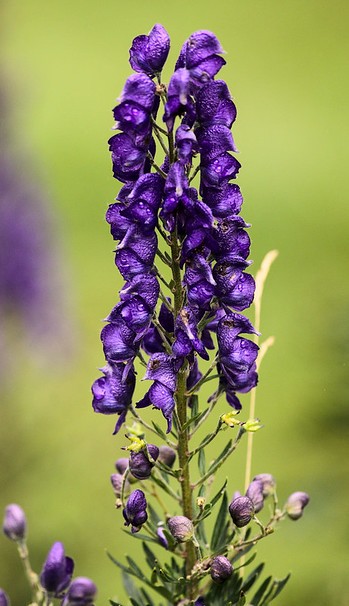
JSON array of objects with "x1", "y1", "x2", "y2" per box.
[
  {"x1": 0, "y1": 589, "x2": 10, "y2": 606},
  {"x1": 158, "y1": 445, "x2": 176, "y2": 467},
  {"x1": 285, "y1": 492, "x2": 310, "y2": 520},
  {"x1": 91, "y1": 363, "x2": 135, "y2": 433},
  {"x1": 245, "y1": 480, "x2": 265, "y2": 514},
  {"x1": 123, "y1": 489, "x2": 148, "y2": 533},
  {"x1": 156, "y1": 526, "x2": 169, "y2": 549},
  {"x1": 61, "y1": 576, "x2": 97, "y2": 606},
  {"x1": 253, "y1": 473, "x2": 276, "y2": 497},
  {"x1": 3, "y1": 504, "x2": 26, "y2": 541},
  {"x1": 175, "y1": 31, "x2": 226, "y2": 90},
  {"x1": 163, "y1": 68, "x2": 195, "y2": 131},
  {"x1": 40, "y1": 542, "x2": 74, "y2": 596},
  {"x1": 129, "y1": 24, "x2": 170, "y2": 75},
  {"x1": 167, "y1": 516, "x2": 194, "y2": 542},
  {"x1": 137, "y1": 353, "x2": 177, "y2": 432}
]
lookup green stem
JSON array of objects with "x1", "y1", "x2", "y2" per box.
[
  {"x1": 193, "y1": 428, "x2": 245, "y2": 488},
  {"x1": 17, "y1": 540, "x2": 43, "y2": 604}
]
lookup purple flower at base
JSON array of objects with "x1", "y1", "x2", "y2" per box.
[
  {"x1": 0, "y1": 589, "x2": 10, "y2": 606},
  {"x1": 229, "y1": 496, "x2": 254, "y2": 528},
  {"x1": 123, "y1": 490, "x2": 148, "y2": 533},
  {"x1": 129, "y1": 24, "x2": 170, "y2": 75},
  {"x1": 167, "y1": 516, "x2": 194, "y2": 542},
  {"x1": 92, "y1": 363, "x2": 136, "y2": 434},
  {"x1": 245, "y1": 480, "x2": 265, "y2": 514},
  {"x1": 61, "y1": 577, "x2": 97, "y2": 606},
  {"x1": 129, "y1": 444, "x2": 159, "y2": 480},
  {"x1": 3, "y1": 504, "x2": 26, "y2": 541},
  {"x1": 210, "y1": 556, "x2": 233, "y2": 583},
  {"x1": 40, "y1": 542, "x2": 74, "y2": 597},
  {"x1": 285, "y1": 492, "x2": 310, "y2": 520}
]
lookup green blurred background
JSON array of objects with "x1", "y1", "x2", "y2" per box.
[{"x1": 1, "y1": 0, "x2": 349, "y2": 604}]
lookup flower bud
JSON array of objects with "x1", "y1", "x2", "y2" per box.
[
  {"x1": 61, "y1": 576, "x2": 97, "y2": 605},
  {"x1": 40, "y1": 542, "x2": 74, "y2": 595},
  {"x1": 156, "y1": 526, "x2": 168, "y2": 549},
  {"x1": 252, "y1": 473, "x2": 275, "y2": 497},
  {"x1": 210, "y1": 555, "x2": 233, "y2": 583},
  {"x1": 285, "y1": 491, "x2": 309, "y2": 520},
  {"x1": 0, "y1": 589, "x2": 10, "y2": 606},
  {"x1": 229, "y1": 496, "x2": 254, "y2": 527},
  {"x1": 194, "y1": 598, "x2": 205, "y2": 606},
  {"x1": 245, "y1": 480, "x2": 264, "y2": 513},
  {"x1": 129, "y1": 444, "x2": 159, "y2": 480},
  {"x1": 167, "y1": 516, "x2": 194, "y2": 542},
  {"x1": 115, "y1": 458, "x2": 129, "y2": 474},
  {"x1": 110, "y1": 473, "x2": 130, "y2": 497},
  {"x1": 123, "y1": 489, "x2": 148, "y2": 533},
  {"x1": 158, "y1": 445, "x2": 176, "y2": 467},
  {"x1": 3, "y1": 504, "x2": 26, "y2": 541}
]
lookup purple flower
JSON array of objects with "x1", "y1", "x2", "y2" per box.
[
  {"x1": 129, "y1": 444, "x2": 159, "y2": 480},
  {"x1": 196, "y1": 80, "x2": 237, "y2": 128},
  {"x1": 210, "y1": 556, "x2": 233, "y2": 583},
  {"x1": 91, "y1": 363, "x2": 135, "y2": 434},
  {"x1": 129, "y1": 24, "x2": 170, "y2": 75},
  {"x1": 253, "y1": 473, "x2": 276, "y2": 497},
  {"x1": 123, "y1": 489, "x2": 148, "y2": 533},
  {"x1": 0, "y1": 589, "x2": 10, "y2": 606},
  {"x1": 229, "y1": 495, "x2": 254, "y2": 528},
  {"x1": 113, "y1": 74, "x2": 156, "y2": 136},
  {"x1": 285, "y1": 492, "x2": 310, "y2": 520},
  {"x1": 136, "y1": 353, "x2": 177, "y2": 432},
  {"x1": 163, "y1": 68, "x2": 195, "y2": 131},
  {"x1": 3, "y1": 504, "x2": 26, "y2": 541},
  {"x1": 175, "y1": 30, "x2": 226, "y2": 90},
  {"x1": 61, "y1": 576, "x2": 97, "y2": 605},
  {"x1": 40, "y1": 542, "x2": 74, "y2": 596},
  {"x1": 158, "y1": 445, "x2": 176, "y2": 468}
]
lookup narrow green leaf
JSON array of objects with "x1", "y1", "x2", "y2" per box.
[
  {"x1": 198, "y1": 448, "x2": 206, "y2": 475},
  {"x1": 209, "y1": 479, "x2": 228, "y2": 508},
  {"x1": 122, "y1": 571, "x2": 143, "y2": 603},
  {"x1": 190, "y1": 394, "x2": 199, "y2": 418},
  {"x1": 140, "y1": 588, "x2": 155, "y2": 606},
  {"x1": 207, "y1": 440, "x2": 232, "y2": 474},
  {"x1": 183, "y1": 407, "x2": 208, "y2": 431},
  {"x1": 142, "y1": 542, "x2": 157, "y2": 571},
  {"x1": 109, "y1": 601, "x2": 124, "y2": 606},
  {"x1": 126, "y1": 556, "x2": 145, "y2": 580},
  {"x1": 148, "y1": 503, "x2": 161, "y2": 526},
  {"x1": 151, "y1": 422, "x2": 167, "y2": 441},
  {"x1": 260, "y1": 573, "x2": 291, "y2": 605},
  {"x1": 211, "y1": 491, "x2": 228, "y2": 551},
  {"x1": 241, "y1": 563, "x2": 265, "y2": 593},
  {"x1": 122, "y1": 529, "x2": 158, "y2": 544},
  {"x1": 251, "y1": 576, "x2": 272, "y2": 605}
]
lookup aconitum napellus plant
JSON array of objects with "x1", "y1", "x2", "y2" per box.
[{"x1": 1, "y1": 24, "x2": 309, "y2": 606}]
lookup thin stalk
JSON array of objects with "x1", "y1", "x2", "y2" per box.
[
  {"x1": 193, "y1": 428, "x2": 245, "y2": 489},
  {"x1": 17, "y1": 540, "x2": 43, "y2": 604},
  {"x1": 146, "y1": 152, "x2": 167, "y2": 179},
  {"x1": 186, "y1": 356, "x2": 218, "y2": 396}
]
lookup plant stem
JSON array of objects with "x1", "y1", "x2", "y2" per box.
[{"x1": 17, "y1": 540, "x2": 43, "y2": 604}]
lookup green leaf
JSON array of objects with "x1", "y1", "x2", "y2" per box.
[
  {"x1": 190, "y1": 394, "x2": 199, "y2": 417},
  {"x1": 241, "y1": 563, "x2": 265, "y2": 593},
  {"x1": 148, "y1": 503, "x2": 161, "y2": 526},
  {"x1": 183, "y1": 407, "x2": 208, "y2": 431},
  {"x1": 151, "y1": 422, "x2": 167, "y2": 441},
  {"x1": 198, "y1": 448, "x2": 206, "y2": 475},
  {"x1": 142, "y1": 542, "x2": 157, "y2": 571},
  {"x1": 210, "y1": 479, "x2": 228, "y2": 508},
  {"x1": 126, "y1": 556, "x2": 145, "y2": 580},
  {"x1": 260, "y1": 573, "x2": 291, "y2": 604},
  {"x1": 250, "y1": 576, "x2": 272, "y2": 605},
  {"x1": 211, "y1": 490, "x2": 229, "y2": 551},
  {"x1": 122, "y1": 529, "x2": 158, "y2": 544},
  {"x1": 207, "y1": 440, "x2": 232, "y2": 475},
  {"x1": 122, "y1": 571, "x2": 143, "y2": 604},
  {"x1": 109, "y1": 601, "x2": 125, "y2": 606}
]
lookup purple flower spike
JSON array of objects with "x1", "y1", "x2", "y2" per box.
[
  {"x1": 123, "y1": 489, "x2": 148, "y2": 533},
  {"x1": 61, "y1": 576, "x2": 97, "y2": 606},
  {"x1": 40, "y1": 542, "x2": 74, "y2": 596},
  {"x1": 176, "y1": 30, "x2": 226, "y2": 89},
  {"x1": 229, "y1": 495, "x2": 254, "y2": 527},
  {"x1": 3, "y1": 504, "x2": 26, "y2": 541},
  {"x1": 0, "y1": 590, "x2": 10, "y2": 606},
  {"x1": 129, "y1": 24, "x2": 170, "y2": 75}
]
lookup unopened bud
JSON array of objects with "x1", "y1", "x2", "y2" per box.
[
  {"x1": 252, "y1": 473, "x2": 276, "y2": 497},
  {"x1": 229, "y1": 496, "x2": 254, "y2": 527},
  {"x1": 110, "y1": 473, "x2": 130, "y2": 497},
  {"x1": 246, "y1": 480, "x2": 264, "y2": 513},
  {"x1": 167, "y1": 516, "x2": 194, "y2": 542},
  {"x1": 115, "y1": 458, "x2": 129, "y2": 474},
  {"x1": 129, "y1": 444, "x2": 159, "y2": 480},
  {"x1": 285, "y1": 491, "x2": 309, "y2": 520},
  {"x1": 62, "y1": 576, "x2": 97, "y2": 605},
  {"x1": 158, "y1": 445, "x2": 176, "y2": 467},
  {"x1": 210, "y1": 555, "x2": 233, "y2": 583},
  {"x1": 0, "y1": 589, "x2": 10, "y2": 606},
  {"x1": 243, "y1": 419, "x2": 263, "y2": 432},
  {"x1": 156, "y1": 525, "x2": 169, "y2": 549},
  {"x1": 3, "y1": 504, "x2": 26, "y2": 541}
]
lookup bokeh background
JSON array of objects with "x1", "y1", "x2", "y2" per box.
[{"x1": 1, "y1": 0, "x2": 348, "y2": 604}]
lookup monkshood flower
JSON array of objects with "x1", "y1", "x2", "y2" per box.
[
  {"x1": 158, "y1": 444, "x2": 176, "y2": 467},
  {"x1": 156, "y1": 526, "x2": 169, "y2": 549},
  {"x1": 129, "y1": 444, "x2": 159, "y2": 480},
  {"x1": 40, "y1": 542, "x2": 74, "y2": 596},
  {"x1": 253, "y1": 473, "x2": 276, "y2": 497},
  {"x1": 123, "y1": 489, "x2": 148, "y2": 533},
  {"x1": 0, "y1": 589, "x2": 10, "y2": 606},
  {"x1": 92, "y1": 363, "x2": 135, "y2": 433},
  {"x1": 136, "y1": 352, "x2": 178, "y2": 432},
  {"x1": 175, "y1": 31, "x2": 226, "y2": 91},
  {"x1": 210, "y1": 556, "x2": 233, "y2": 583},
  {"x1": 61, "y1": 577, "x2": 97, "y2": 606},
  {"x1": 245, "y1": 479, "x2": 265, "y2": 514},
  {"x1": 285, "y1": 491, "x2": 310, "y2": 520},
  {"x1": 129, "y1": 24, "x2": 170, "y2": 76},
  {"x1": 3, "y1": 504, "x2": 26, "y2": 541}
]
